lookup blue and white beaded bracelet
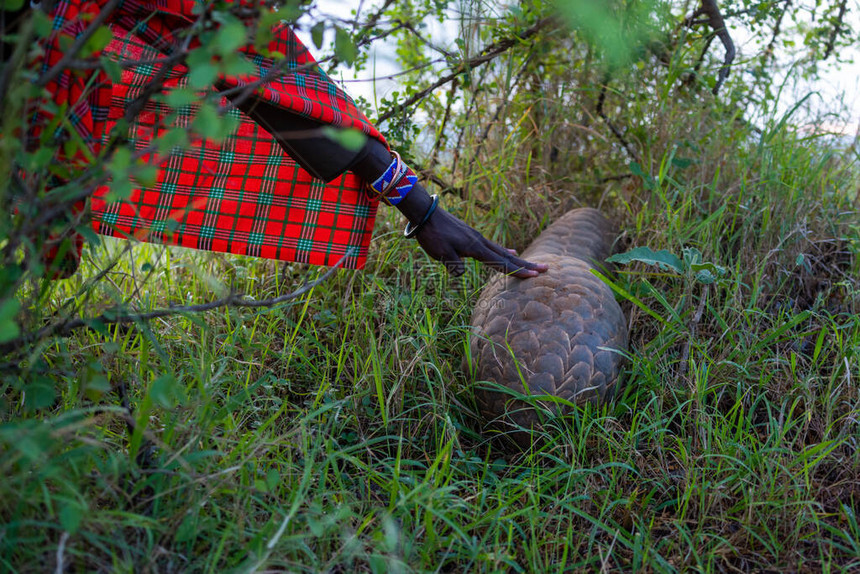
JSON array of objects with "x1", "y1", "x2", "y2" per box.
[{"x1": 367, "y1": 151, "x2": 418, "y2": 206}]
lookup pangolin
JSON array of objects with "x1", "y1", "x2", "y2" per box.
[{"x1": 468, "y1": 208, "x2": 628, "y2": 442}]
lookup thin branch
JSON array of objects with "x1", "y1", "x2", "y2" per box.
[
  {"x1": 1, "y1": 252, "x2": 351, "y2": 353},
  {"x1": 54, "y1": 532, "x2": 69, "y2": 574},
  {"x1": 764, "y1": 3, "x2": 788, "y2": 58},
  {"x1": 686, "y1": 0, "x2": 792, "y2": 25},
  {"x1": 462, "y1": 52, "x2": 535, "y2": 196},
  {"x1": 0, "y1": 12, "x2": 33, "y2": 116},
  {"x1": 691, "y1": 0, "x2": 736, "y2": 95},
  {"x1": 599, "y1": 173, "x2": 634, "y2": 183},
  {"x1": 36, "y1": 0, "x2": 123, "y2": 88},
  {"x1": 428, "y1": 77, "x2": 459, "y2": 170},
  {"x1": 376, "y1": 17, "x2": 559, "y2": 124},
  {"x1": 391, "y1": 20, "x2": 456, "y2": 60},
  {"x1": 451, "y1": 63, "x2": 495, "y2": 176},
  {"x1": 416, "y1": 167, "x2": 468, "y2": 198},
  {"x1": 123, "y1": 50, "x2": 190, "y2": 124},
  {"x1": 823, "y1": 0, "x2": 848, "y2": 60},
  {"x1": 353, "y1": 0, "x2": 396, "y2": 42},
  {"x1": 596, "y1": 84, "x2": 639, "y2": 161}
]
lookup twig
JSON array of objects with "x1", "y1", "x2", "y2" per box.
[
  {"x1": 596, "y1": 83, "x2": 639, "y2": 161},
  {"x1": 54, "y1": 532, "x2": 69, "y2": 574},
  {"x1": 428, "y1": 77, "x2": 459, "y2": 170},
  {"x1": 36, "y1": 0, "x2": 123, "y2": 89},
  {"x1": 689, "y1": 0, "x2": 736, "y2": 95},
  {"x1": 420, "y1": 168, "x2": 468, "y2": 198},
  {"x1": 376, "y1": 17, "x2": 558, "y2": 124},
  {"x1": 728, "y1": 0, "x2": 791, "y2": 19},
  {"x1": 679, "y1": 283, "x2": 708, "y2": 381},
  {"x1": 462, "y1": 52, "x2": 534, "y2": 196},
  {"x1": 392, "y1": 20, "x2": 456, "y2": 60},
  {"x1": 451, "y1": 64, "x2": 494, "y2": 176},
  {"x1": 0, "y1": 12, "x2": 33, "y2": 116},
  {"x1": 122, "y1": 50, "x2": 190, "y2": 124},
  {"x1": 353, "y1": 0, "x2": 396, "y2": 42},
  {"x1": 1, "y1": 252, "x2": 350, "y2": 352},
  {"x1": 822, "y1": 0, "x2": 848, "y2": 60},
  {"x1": 763, "y1": 1, "x2": 788, "y2": 65},
  {"x1": 599, "y1": 173, "x2": 634, "y2": 183}
]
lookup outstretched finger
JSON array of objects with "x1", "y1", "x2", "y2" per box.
[
  {"x1": 472, "y1": 244, "x2": 539, "y2": 278},
  {"x1": 481, "y1": 238, "x2": 549, "y2": 275}
]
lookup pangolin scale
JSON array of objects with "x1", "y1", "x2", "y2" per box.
[{"x1": 468, "y1": 208, "x2": 628, "y2": 438}]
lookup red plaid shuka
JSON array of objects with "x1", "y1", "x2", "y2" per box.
[{"x1": 34, "y1": 0, "x2": 385, "y2": 269}]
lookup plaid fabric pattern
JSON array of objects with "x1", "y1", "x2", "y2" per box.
[{"x1": 34, "y1": 0, "x2": 385, "y2": 269}]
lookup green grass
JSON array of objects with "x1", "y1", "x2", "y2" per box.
[{"x1": 4, "y1": 34, "x2": 860, "y2": 574}]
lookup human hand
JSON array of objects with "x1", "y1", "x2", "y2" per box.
[{"x1": 414, "y1": 206, "x2": 549, "y2": 278}]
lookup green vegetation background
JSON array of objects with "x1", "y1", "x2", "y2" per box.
[{"x1": 2, "y1": 0, "x2": 859, "y2": 571}]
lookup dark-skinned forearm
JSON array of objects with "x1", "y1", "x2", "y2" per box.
[{"x1": 348, "y1": 139, "x2": 433, "y2": 224}]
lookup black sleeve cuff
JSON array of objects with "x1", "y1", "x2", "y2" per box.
[{"x1": 224, "y1": 92, "x2": 374, "y2": 183}]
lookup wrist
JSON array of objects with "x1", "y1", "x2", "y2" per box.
[
  {"x1": 351, "y1": 141, "x2": 429, "y2": 216},
  {"x1": 404, "y1": 194, "x2": 439, "y2": 239},
  {"x1": 395, "y1": 182, "x2": 433, "y2": 223}
]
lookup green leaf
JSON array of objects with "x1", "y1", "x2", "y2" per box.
[
  {"x1": 101, "y1": 56, "x2": 123, "y2": 83},
  {"x1": 694, "y1": 270, "x2": 716, "y2": 284},
  {"x1": 671, "y1": 156, "x2": 695, "y2": 169},
  {"x1": 193, "y1": 104, "x2": 238, "y2": 142},
  {"x1": 213, "y1": 19, "x2": 248, "y2": 55},
  {"x1": 84, "y1": 376, "x2": 111, "y2": 401},
  {"x1": 188, "y1": 63, "x2": 218, "y2": 90},
  {"x1": 334, "y1": 27, "x2": 357, "y2": 65},
  {"x1": 221, "y1": 54, "x2": 256, "y2": 77},
  {"x1": 682, "y1": 247, "x2": 703, "y2": 265},
  {"x1": 554, "y1": 0, "x2": 628, "y2": 67},
  {"x1": 25, "y1": 377, "x2": 56, "y2": 412},
  {"x1": 165, "y1": 88, "x2": 200, "y2": 109},
  {"x1": 311, "y1": 22, "x2": 326, "y2": 50},
  {"x1": 175, "y1": 514, "x2": 196, "y2": 542},
  {"x1": 369, "y1": 554, "x2": 387, "y2": 574},
  {"x1": 32, "y1": 9, "x2": 52, "y2": 37},
  {"x1": 192, "y1": 103, "x2": 221, "y2": 140},
  {"x1": 628, "y1": 161, "x2": 656, "y2": 189},
  {"x1": 104, "y1": 178, "x2": 133, "y2": 202},
  {"x1": 0, "y1": 265, "x2": 24, "y2": 293},
  {"x1": 109, "y1": 146, "x2": 132, "y2": 174},
  {"x1": 321, "y1": 127, "x2": 367, "y2": 152},
  {"x1": 683, "y1": 248, "x2": 727, "y2": 284},
  {"x1": 689, "y1": 261, "x2": 726, "y2": 276},
  {"x1": 59, "y1": 500, "x2": 87, "y2": 534},
  {"x1": 0, "y1": 298, "x2": 21, "y2": 343},
  {"x1": 275, "y1": 1, "x2": 304, "y2": 21},
  {"x1": 556, "y1": 0, "x2": 659, "y2": 69},
  {"x1": 75, "y1": 223, "x2": 101, "y2": 246},
  {"x1": 155, "y1": 128, "x2": 189, "y2": 154},
  {"x1": 83, "y1": 25, "x2": 113, "y2": 56},
  {"x1": 134, "y1": 164, "x2": 159, "y2": 188},
  {"x1": 255, "y1": 9, "x2": 286, "y2": 49},
  {"x1": 266, "y1": 468, "x2": 280, "y2": 490},
  {"x1": 105, "y1": 147, "x2": 134, "y2": 201},
  {"x1": 1, "y1": 0, "x2": 25, "y2": 11},
  {"x1": 606, "y1": 246, "x2": 685, "y2": 273},
  {"x1": 150, "y1": 373, "x2": 183, "y2": 408}
]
